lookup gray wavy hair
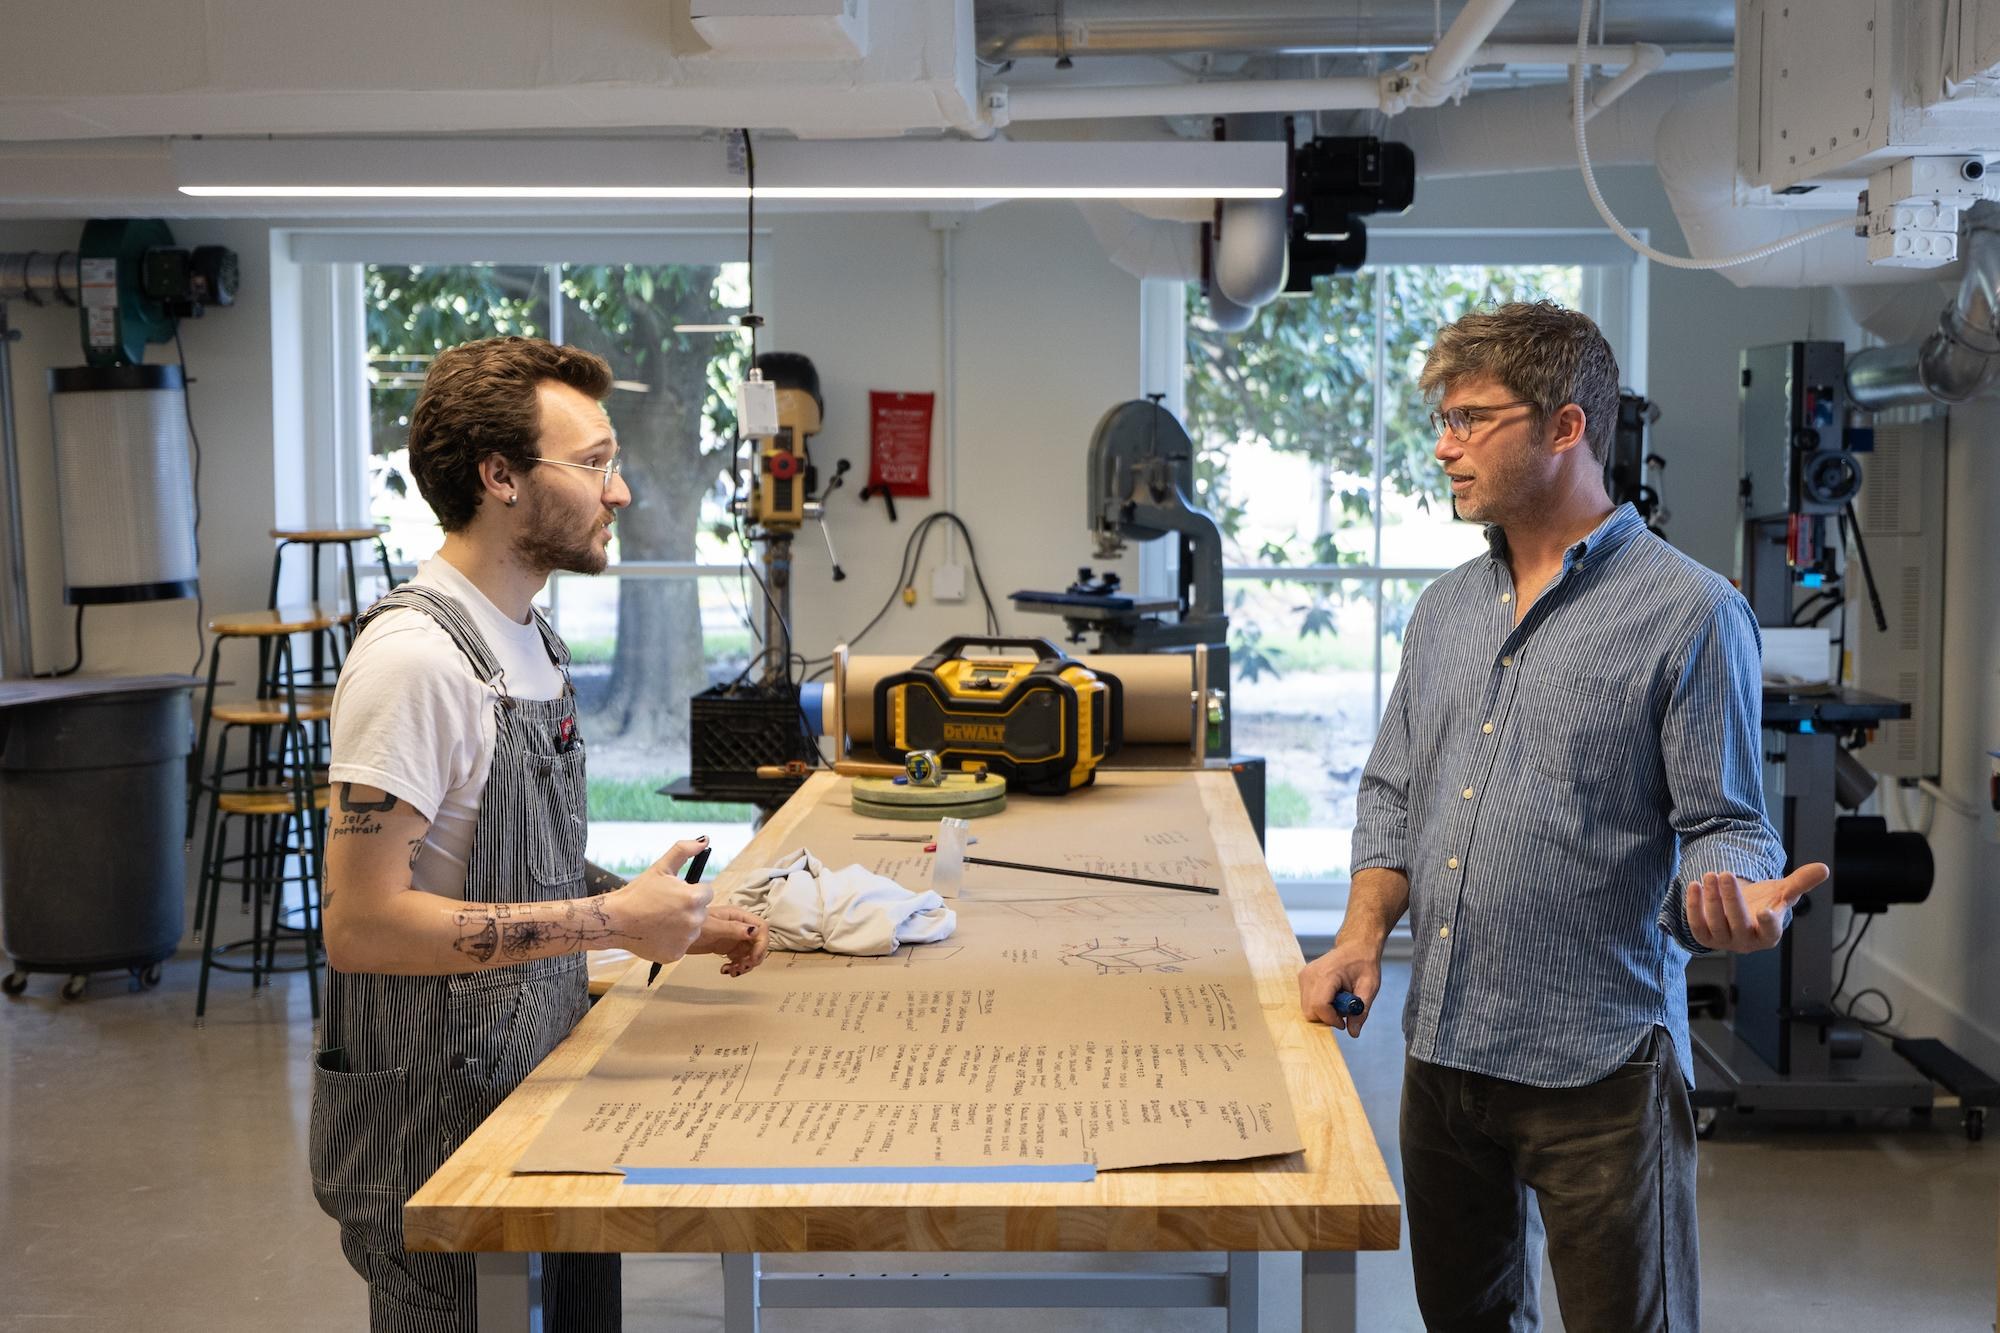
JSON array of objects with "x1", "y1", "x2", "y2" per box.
[{"x1": 1418, "y1": 300, "x2": 1621, "y2": 463}]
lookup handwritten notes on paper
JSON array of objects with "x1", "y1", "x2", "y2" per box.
[{"x1": 514, "y1": 773, "x2": 1303, "y2": 1178}]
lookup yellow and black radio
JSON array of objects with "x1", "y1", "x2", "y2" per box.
[{"x1": 872, "y1": 636, "x2": 1122, "y2": 795}]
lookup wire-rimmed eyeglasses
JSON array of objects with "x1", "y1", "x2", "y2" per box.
[
  {"x1": 1428, "y1": 401, "x2": 1536, "y2": 443},
  {"x1": 533, "y1": 455, "x2": 624, "y2": 496}
]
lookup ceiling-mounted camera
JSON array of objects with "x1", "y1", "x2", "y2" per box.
[{"x1": 1283, "y1": 136, "x2": 1416, "y2": 293}]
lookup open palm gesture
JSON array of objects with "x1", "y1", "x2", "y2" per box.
[{"x1": 1684, "y1": 863, "x2": 1828, "y2": 952}]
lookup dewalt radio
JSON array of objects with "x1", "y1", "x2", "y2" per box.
[{"x1": 872, "y1": 637, "x2": 1122, "y2": 795}]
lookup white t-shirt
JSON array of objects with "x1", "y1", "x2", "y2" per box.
[{"x1": 327, "y1": 556, "x2": 568, "y2": 898}]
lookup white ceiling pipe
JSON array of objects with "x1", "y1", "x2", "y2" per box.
[
  {"x1": 1475, "y1": 42, "x2": 1666, "y2": 121},
  {"x1": 1002, "y1": 75, "x2": 1381, "y2": 122},
  {"x1": 1406, "y1": 0, "x2": 1522, "y2": 107},
  {"x1": 1380, "y1": 70, "x2": 1711, "y2": 179}
]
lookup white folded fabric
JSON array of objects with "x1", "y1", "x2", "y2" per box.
[{"x1": 723, "y1": 849, "x2": 957, "y2": 956}]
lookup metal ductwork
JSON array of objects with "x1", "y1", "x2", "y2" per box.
[{"x1": 1848, "y1": 213, "x2": 2000, "y2": 410}]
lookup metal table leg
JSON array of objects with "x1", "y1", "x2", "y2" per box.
[
  {"x1": 1301, "y1": 1251, "x2": 1355, "y2": 1333},
  {"x1": 474, "y1": 1251, "x2": 542, "y2": 1332},
  {"x1": 1226, "y1": 1252, "x2": 1265, "y2": 1331},
  {"x1": 723, "y1": 1252, "x2": 762, "y2": 1333}
]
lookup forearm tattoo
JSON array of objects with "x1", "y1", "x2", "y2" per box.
[{"x1": 449, "y1": 897, "x2": 634, "y2": 966}]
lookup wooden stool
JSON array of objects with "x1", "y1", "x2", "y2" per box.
[
  {"x1": 267, "y1": 526, "x2": 393, "y2": 685},
  {"x1": 188, "y1": 614, "x2": 333, "y2": 1021},
  {"x1": 192, "y1": 775, "x2": 330, "y2": 1024},
  {"x1": 185, "y1": 606, "x2": 343, "y2": 843}
]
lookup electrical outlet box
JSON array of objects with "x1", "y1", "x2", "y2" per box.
[
  {"x1": 737, "y1": 376, "x2": 779, "y2": 439},
  {"x1": 931, "y1": 564, "x2": 967, "y2": 603}
]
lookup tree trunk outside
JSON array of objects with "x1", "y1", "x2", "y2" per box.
[{"x1": 560, "y1": 273, "x2": 734, "y2": 772}]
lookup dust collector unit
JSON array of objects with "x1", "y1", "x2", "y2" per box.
[{"x1": 46, "y1": 364, "x2": 198, "y2": 604}]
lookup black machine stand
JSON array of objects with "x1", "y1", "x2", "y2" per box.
[{"x1": 1689, "y1": 341, "x2": 1997, "y2": 1139}]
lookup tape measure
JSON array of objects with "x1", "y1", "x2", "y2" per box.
[{"x1": 872, "y1": 636, "x2": 1121, "y2": 795}]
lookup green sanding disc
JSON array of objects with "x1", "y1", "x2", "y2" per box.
[{"x1": 850, "y1": 773, "x2": 1007, "y2": 820}]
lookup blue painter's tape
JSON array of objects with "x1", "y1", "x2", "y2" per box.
[{"x1": 620, "y1": 1164, "x2": 1097, "y2": 1186}]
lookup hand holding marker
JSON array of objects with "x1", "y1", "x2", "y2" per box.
[{"x1": 647, "y1": 840, "x2": 713, "y2": 986}]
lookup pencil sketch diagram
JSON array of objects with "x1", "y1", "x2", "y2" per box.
[
  {"x1": 993, "y1": 895, "x2": 1211, "y2": 924},
  {"x1": 777, "y1": 944, "x2": 965, "y2": 970},
  {"x1": 1058, "y1": 935, "x2": 1215, "y2": 975}
]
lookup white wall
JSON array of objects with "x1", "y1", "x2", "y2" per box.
[
  {"x1": 1870, "y1": 392, "x2": 2000, "y2": 1071},
  {"x1": 1825, "y1": 276, "x2": 2000, "y2": 1070},
  {"x1": 761, "y1": 203, "x2": 1144, "y2": 662},
  {"x1": 1375, "y1": 165, "x2": 1821, "y2": 581}
]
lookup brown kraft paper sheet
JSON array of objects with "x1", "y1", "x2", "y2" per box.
[{"x1": 516, "y1": 773, "x2": 1303, "y2": 1176}]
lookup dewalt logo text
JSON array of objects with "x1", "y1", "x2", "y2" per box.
[{"x1": 942, "y1": 722, "x2": 1006, "y2": 744}]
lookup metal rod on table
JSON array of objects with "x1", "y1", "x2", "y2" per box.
[{"x1": 959, "y1": 854, "x2": 1218, "y2": 896}]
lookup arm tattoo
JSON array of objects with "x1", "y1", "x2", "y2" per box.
[
  {"x1": 339, "y1": 784, "x2": 398, "y2": 813},
  {"x1": 450, "y1": 898, "x2": 632, "y2": 968},
  {"x1": 329, "y1": 784, "x2": 399, "y2": 840},
  {"x1": 451, "y1": 912, "x2": 498, "y2": 964}
]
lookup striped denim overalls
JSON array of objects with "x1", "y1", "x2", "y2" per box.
[{"x1": 309, "y1": 586, "x2": 619, "y2": 1331}]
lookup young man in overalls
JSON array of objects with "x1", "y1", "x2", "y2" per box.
[{"x1": 311, "y1": 335, "x2": 769, "y2": 1329}]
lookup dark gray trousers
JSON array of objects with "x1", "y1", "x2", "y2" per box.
[{"x1": 1399, "y1": 1027, "x2": 1699, "y2": 1332}]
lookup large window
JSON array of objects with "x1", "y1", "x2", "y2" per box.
[
  {"x1": 362, "y1": 260, "x2": 764, "y2": 873},
  {"x1": 1185, "y1": 264, "x2": 1593, "y2": 906}
]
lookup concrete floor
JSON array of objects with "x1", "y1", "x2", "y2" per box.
[{"x1": 1, "y1": 945, "x2": 1994, "y2": 1331}]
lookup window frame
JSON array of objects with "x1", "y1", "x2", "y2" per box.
[{"x1": 295, "y1": 233, "x2": 771, "y2": 594}]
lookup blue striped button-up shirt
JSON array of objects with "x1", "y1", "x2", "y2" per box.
[{"x1": 1352, "y1": 503, "x2": 1784, "y2": 1088}]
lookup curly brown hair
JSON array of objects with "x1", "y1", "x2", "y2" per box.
[
  {"x1": 1418, "y1": 301, "x2": 1621, "y2": 463},
  {"x1": 406, "y1": 336, "x2": 613, "y2": 532}
]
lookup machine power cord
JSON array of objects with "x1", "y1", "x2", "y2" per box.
[
  {"x1": 1831, "y1": 912, "x2": 1899, "y2": 1033},
  {"x1": 175, "y1": 326, "x2": 205, "y2": 676},
  {"x1": 801, "y1": 510, "x2": 1001, "y2": 681},
  {"x1": 31, "y1": 605, "x2": 84, "y2": 678}
]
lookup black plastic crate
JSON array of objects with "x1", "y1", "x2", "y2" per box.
[{"x1": 689, "y1": 684, "x2": 812, "y2": 803}]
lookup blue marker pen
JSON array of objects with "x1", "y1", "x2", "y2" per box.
[{"x1": 1332, "y1": 990, "x2": 1365, "y2": 1019}]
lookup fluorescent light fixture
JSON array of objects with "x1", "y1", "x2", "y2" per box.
[
  {"x1": 181, "y1": 185, "x2": 747, "y2": 199},
  {"x1": 173, "y1": 137, "x2": 1284, "y2": 203}
]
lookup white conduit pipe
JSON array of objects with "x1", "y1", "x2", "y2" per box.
[
  {"x1": 1008, "y1": 0, "x2": 1521, "y2": 123},
  {"x1": 1004, "y1": 76, "x2": 1381, "y2": 122},
  {"x1": 1002, "y1": 43, "x2": 1660, "y2": 124},
  {"x1": 1571, "y1": 0, "x2": 1854, "y2": 270},
  {"x1": 1410, "y1": 0, "x2": 1522, "y2": 105}
]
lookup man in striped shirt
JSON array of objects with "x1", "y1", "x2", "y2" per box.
[{"x1": 1297, "y1": 301, "x2": 1826, "y2": 1331}]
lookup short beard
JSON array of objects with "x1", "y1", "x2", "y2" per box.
[{"x1": 511, "y1": 486, "x2": 608, "y2": 576}]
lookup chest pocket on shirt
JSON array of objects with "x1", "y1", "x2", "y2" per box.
[
  {"x1": 1525, "y1": 675, "x2": 1634, "y2": 787},
  {"x1": 523, "y1": 743, "x2": 588, "y2": 889}
]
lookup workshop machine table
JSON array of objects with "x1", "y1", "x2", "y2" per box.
[{"x1": 405, "y1": 770, "x2": 1400, "y2": 1331}]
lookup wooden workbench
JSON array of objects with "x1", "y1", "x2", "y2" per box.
[{"x1": 405, "y1": 769, "x2": 1400, "y2": 1330}]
